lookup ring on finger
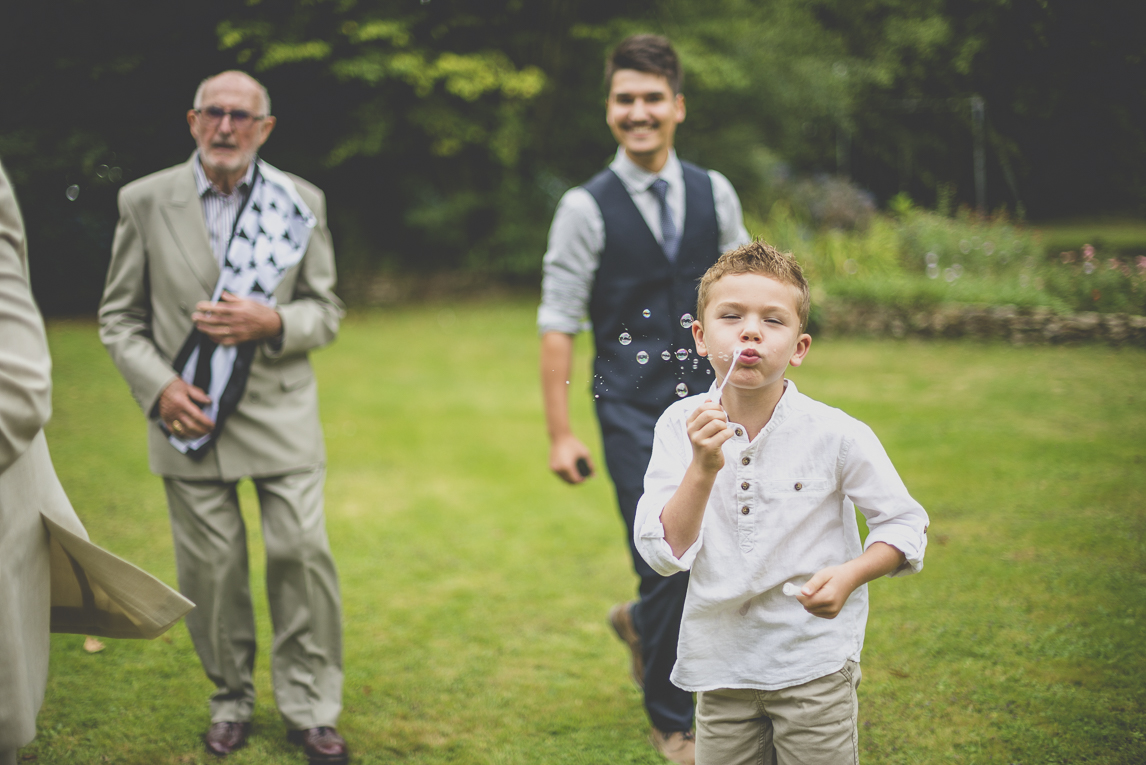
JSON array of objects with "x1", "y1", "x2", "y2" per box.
[{"x1": 171, "y1": 419, "x2": 185, "y2": 436}]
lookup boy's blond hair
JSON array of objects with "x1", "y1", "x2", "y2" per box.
[{"x1": 696, "y1": 240, "x2": 811, "y2": 332}]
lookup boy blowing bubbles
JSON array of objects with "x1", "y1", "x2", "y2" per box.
[{"x1": 635, "y1": 242, "x2": 929, "y2": 764}]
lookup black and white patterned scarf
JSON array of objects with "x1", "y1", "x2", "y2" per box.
[{"x1": 166, "y1": 160, "x2": 316, "y2": 458}]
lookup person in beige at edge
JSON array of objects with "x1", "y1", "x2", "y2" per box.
[
  {"x1": 98, "y1": 71, "x2": 348, "y2": 763},
  {"x1": 1, "y1": 160, "x2": 192, "y2": 765}
]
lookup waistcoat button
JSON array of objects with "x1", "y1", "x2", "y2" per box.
[
  {"x1": 741, "y1": 481, "x2": 749, "y2": 490},
  {"x1": 741, "y1": 456, "x2": 750, "y2": 466},
  {"x1": 741, "y1": 506, "x2": 750, "y2": 515},
  {"x1": 794, "y1": 482, "x2": 803, "y2": 491}
]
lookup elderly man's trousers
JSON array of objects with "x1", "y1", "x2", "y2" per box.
[
  {"x1": 596, "y1": 397, "x2": 694, "y2": 734},
  {"x1": 164, "y1": 465, "x2": 342, "y2": 730}
]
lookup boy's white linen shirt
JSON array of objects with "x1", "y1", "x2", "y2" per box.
[{"x1": 635, "y1": 380, "x2": 928, "y2": 692}]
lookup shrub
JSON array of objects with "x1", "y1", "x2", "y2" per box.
[{"x1": 756, "y1": 195, "x2": 1146, "y2": 316}]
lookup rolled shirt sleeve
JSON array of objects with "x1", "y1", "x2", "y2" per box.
[
  {"x1": 841, "y1": 422, "x2": 929, "y2": 576},
  {"x1": 709, "y1": 169, "x2": 752, "y2": 255},
  {"x1": 537, "y1": 188, "x2": 603, "y2": 336}
]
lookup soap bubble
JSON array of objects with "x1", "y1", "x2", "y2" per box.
[
  {"x1": 65, "y1": 185, "x2": 80, "y2": 201},
  {"x1": 636, "y1": 351, "x2": 649, "y2": 364},
  {"x1": 925, "y1": 252, "x2": 939, "y2": 266},
  {"x1": 675, "y1": 348, "x2": 688, "y2": 361},
  {"x1": 959, "y1": 239, "x2": 971, "y2": 254},
  {"x1": 642, "y1": 309, "x2": 651, "y2": 318},
  {"x1": 675, "y1": 383, "x2": 689, "y2": 397},
  {"x1": 619, "y1": 332, "x2": 632, "y2": 345},
  {"x1": 661, "y1": 350, "x2": 671, "y2": 361},
  {"x1": 844, "y1": 258, "x2": 858, "y2": 275},
  {"x1": 680, "y1": 313, "x2": 693, "y2": 329},
  {"x1": 95, "y1": 164, "x2": 108, "y2": 179},
  {"x1": 983, "y1": 240, "x2": 995, "y2": 255},
  {"x1": 108, "y1": 166, "x2": 122, "y2": 182},
  {"x1": 926, "y1": 263, "x2": 939, "y2": 279}
]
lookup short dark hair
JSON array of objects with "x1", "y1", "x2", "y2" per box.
[{"x1": 605, "y1": 34, "x2": 683, "y2": 94}]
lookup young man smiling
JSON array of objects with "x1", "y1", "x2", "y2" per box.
[{"x1": 537, "y1": 34, "x2": 750, "y2": 764}]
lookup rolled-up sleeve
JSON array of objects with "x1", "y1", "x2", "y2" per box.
[
  {"x1": 537, "y1": 188, "x2": 603, "y2": 336},
  {"x1": 840, "y1": 423, "x2": 929, "y2": 576},
  {"x1": 635, "y1": 407, "x2": 702, "y2": 575},
  {"x1": 709, "y1": 169, "x2": 751, "y2": 255}
]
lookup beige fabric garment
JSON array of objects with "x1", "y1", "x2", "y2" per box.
[
  {"x1": 98, "y1": 155, "x2": 344, "y2": 481},
  {"x1": 0, "y1": 158, "x2": 193, "y2": 752}
]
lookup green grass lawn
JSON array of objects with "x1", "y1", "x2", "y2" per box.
[{"x1": 25, "y1": 299, "x2": 1146, "y2": 764}]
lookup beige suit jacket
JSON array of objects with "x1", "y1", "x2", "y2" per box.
[
  {"x1": 0, "y1": 160, "x2": 193, "y2": 751},
  {"x1": 98, "y1": 156, "x2": 344, "y2": 481}
]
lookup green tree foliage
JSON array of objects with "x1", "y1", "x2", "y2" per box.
[{"x1": 1, "y1": 0, "x2": 1141, "y2": 314}]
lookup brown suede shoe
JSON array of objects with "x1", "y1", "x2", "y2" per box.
[
  {"x1": 649, "y1": 729, "x2": 696, "y2": 765},
  {"x1": 204, "y1": 721, "x2": 251, "y2": 757},
  {"x1": 608, "y1": 600, "x2": 644, "y2": 689},
  {"x1": 287, "y1": 726, "x2": 349, "y2": 764}
]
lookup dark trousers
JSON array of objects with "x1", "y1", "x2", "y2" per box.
[{"x1": 596, "y1": 397, "x2": 693, "y2": 733}]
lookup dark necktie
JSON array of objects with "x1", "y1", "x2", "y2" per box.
[{"x1": 650, "y1": 178, "x2": 680, "y2": 262}]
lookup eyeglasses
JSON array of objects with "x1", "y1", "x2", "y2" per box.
[{"x1": 194, "y1": 106, "x2": 267, "y2": 128}]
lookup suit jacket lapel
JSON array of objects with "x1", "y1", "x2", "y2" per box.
[{"x1": 160, "y1": 159, "x2": 219, "y2": 294}]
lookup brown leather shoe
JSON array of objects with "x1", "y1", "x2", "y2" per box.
[
  {"x1": 608, "y1": 600, "x2": 644, "y2": 689},
  {"x1": 204, "y1": 721, "x2": 251, "y2": 756},
  {"x1": 287, "y1": 726, "x2": 349, "y2": 764},
  {"x1": 649, "y1": 729, "x2": 696, "y2": 765}
]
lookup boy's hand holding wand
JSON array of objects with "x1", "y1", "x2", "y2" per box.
[
  {"x1": 661, "y1": 348, "x2": 907, "y2": 619},
  {"x1": 659, "y1": 349, "x2": 742, "y2": 558}
]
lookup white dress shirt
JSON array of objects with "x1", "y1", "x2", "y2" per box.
[
  {"x1": 635, "y1": 380, "x2": 929, "y2": 692},
  {"x1": 193, "y1": 153, "x2": 256, "y2": 268},
  {"x1": 537, "y1": 148, "x2": 751, "y2": 335}
]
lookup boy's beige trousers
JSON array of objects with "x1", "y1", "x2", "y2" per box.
[{"x1": 695, "y1": 660, "x2": 862, "y2": 765}]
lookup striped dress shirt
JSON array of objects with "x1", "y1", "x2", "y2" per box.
[{"x1": 192, "y1": 154, "x2": 256, "y2": 268}]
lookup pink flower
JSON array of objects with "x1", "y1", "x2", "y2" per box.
[
  {"x1": 1137, "y1": 255, "x2": 1146, "y2": 274},
  {"x1": 1108, "y1": 258, "x2": 1121, "y2": 270},
  {"x1": 1083, "y1": 244, "x2": 1096, "y2": 260},
  {"x1": 1060, "y1": 251, "x2": 1075, "y2": 263}
]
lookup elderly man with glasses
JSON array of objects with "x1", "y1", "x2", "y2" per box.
[{"x1": 98, "y1": 70, "x2": 348, "y2": 764}]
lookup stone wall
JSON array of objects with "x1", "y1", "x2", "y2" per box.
[{"x1": 817, "y1": 302, "x2": 1146, "y2": 346}]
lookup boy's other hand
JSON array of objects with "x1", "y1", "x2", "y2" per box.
[
  {"x1": 686, "y1": 401, "x2": 733, "y2": 474},
  {"x1": 550, "y1": 433, "x2": 595, "y2": 484},
  {"x1": 796, "y1": 565, "x2": 861, "y2": 620}
]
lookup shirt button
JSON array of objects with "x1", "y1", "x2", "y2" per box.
[
  {"x1": 794, "y1": 482, "x2": 803, "y2": 491},
  {"x1": 741, "y1": 481, "x2": 750, "y2": 490},
  {"x1": 741, "y1": 456, "x2": 751, "y2": 466},
  {"x1": 741, "y1": 506, "x2": 750, "y2": 515},
  {"x1": 735, "y1": 428, "x2": 743, "y2": 437}
]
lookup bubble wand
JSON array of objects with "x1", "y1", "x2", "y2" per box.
[{"x1": 712, "y1": 348, "x2": 743, "y2": 405}]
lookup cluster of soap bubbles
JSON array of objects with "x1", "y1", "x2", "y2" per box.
[
  {"x1": 925, "y1": 252, "x2": 964, "y2": 282},
  {"x1": 65, "y1": 163, "x2": 125, "y2": 202},
  {"x1": 620, "y1": 313, "x2": 702, "y2": 391}
]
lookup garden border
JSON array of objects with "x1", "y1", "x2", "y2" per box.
[{"x1": 817, "y1": 301, "x2": 1146, "y2": 347}]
